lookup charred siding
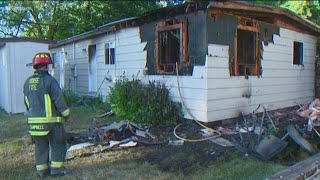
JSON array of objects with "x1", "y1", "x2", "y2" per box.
[
  {"x1": 206, "y1": 13, "x2": 280, "y2": 76},
  {"x1": 140, "y1": 11, "x2": 207, "y2": 75}
]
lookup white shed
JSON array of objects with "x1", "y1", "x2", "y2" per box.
[{"x1": 0, "y1": 38, "x2": 53, "y2": 114}]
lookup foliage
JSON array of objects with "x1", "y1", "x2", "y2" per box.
[
  {"x1": 63, "y1": 88, "x2": 108, "y2": 109},
  {"x1": 0, "y1": 0, "x2": 177, "y2": 40},
  {"x1": 0, "y1": 1, "x2": 161, "y2": 40},
  {"x1": 108, "y1": 77, "x2": 183, "y2": 125},
  {"x1": 63, "y1": 88, "x2": 81, "y2": 106},
  {"x1": 0, "y1": 0, "x2": 318, "y2": 41},
  {"x1": 249, "y1": 0, "x2": 320, "y2": 25}
]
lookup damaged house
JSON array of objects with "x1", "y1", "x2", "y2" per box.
[{"x1": 49, "y1": 1, "x2": 320, "y2": 122}]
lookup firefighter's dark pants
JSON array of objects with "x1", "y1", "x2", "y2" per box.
[{"x1": 33, "y1": 124, "x2": 67, "y2": 173}]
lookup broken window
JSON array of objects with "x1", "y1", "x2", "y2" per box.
[
  {"x1": 293, "y1": 41, "x2": 303, "y2": 65},
  {"x1": 234, "y1": 19, "x2": 259, "y2": 76},
  {"x1": 155, "y1": 20, "x2": 187, "y2": 74},
  {"x1": 105, "y1": 41, "x2": 115, "y2": 65}
]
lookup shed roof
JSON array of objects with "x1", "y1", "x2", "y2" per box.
[
  {"x1": 0, "y1": 37, "x2": 55, "y2": 44},
  {"x1": 50, "y1": 1, "x2": 320, "y2": 49}
]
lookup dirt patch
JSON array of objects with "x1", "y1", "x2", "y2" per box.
[{"x1": 137, "y1": 142, "x2": 237, "y2": 175}]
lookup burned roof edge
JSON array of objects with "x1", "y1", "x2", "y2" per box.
[
  {"x1": 209, "y1": 1, "x2": 320, "y2": 34},
  {"x1": 50, "y1": 1, "x2": 320, "y2": 49}
]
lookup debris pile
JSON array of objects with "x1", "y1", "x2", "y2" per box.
[
  {"x1": 200, "y1": 103, "x2": 320, "y2": 161},
  {"x1": 66, "y1": 120, "x2": 167, "y2": 160},
  {"x1": 66, "y1": 102, "x2": 320, "y2": 162}
]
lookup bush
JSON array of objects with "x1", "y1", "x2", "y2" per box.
[
  {"x1": 63, "y1": 88, "x2": 80, "y2": 106},
  {"x1": 108, "y1": 77, "x2": 183, "y2": 125},
  {"x1": 63, "y1": 88, "x2": 107, "y2": 111}
]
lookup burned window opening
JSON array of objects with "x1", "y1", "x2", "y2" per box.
[
  {"x1": 155, "y1": 20, "x2": 188, "y2": 74},
  {"x1": 293, "y1": 41, "x2": 303, "y2": 65},
  {"x1": 158, "y1": 29, "x2": 180, "y2": 73},
  {"x1": 234, "y1": 20, "x2": 259, "y2": 76}
]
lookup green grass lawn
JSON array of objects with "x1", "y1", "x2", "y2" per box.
[{"x1": 0, "y1": 106, "x2": 286, "y2": 180}]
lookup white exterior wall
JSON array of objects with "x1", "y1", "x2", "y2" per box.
[
  {"x1": 50, "y1": 27, "x2": 317, "y2": 122},
  {"x1": 205, "y1": 28, "x2": 317, "y2": 121},
  {"x1": 0, "y1": 45, "x2": 10, "y2": 113},
  {"x1": 112, "y1": 27, "x2": 207, "y2": 121},
  {"x1": 50, "y1": 27, "x2": 207, "y2": 121},
  {"x1": 50, "y1": 32, "x2": 122, "y2": 96},
  {"x1": 0, "y1": 42, "x2": 49, "y2": 113}
]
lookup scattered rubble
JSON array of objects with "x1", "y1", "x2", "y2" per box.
[{"x1": 66, "y1": 102, "x2": 320, "y2": 178}]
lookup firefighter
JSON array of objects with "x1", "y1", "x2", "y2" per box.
[{"x1": 23, "y1": 52, "x2": 73, "y2": 177}]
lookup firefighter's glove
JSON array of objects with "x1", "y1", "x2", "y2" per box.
[{"x1": 65, "y1": 115, "x2": 74, "y2": 124}]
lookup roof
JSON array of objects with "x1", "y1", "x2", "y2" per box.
[
  {"x1": 50, "y1": 17, "x2": 138, "y2": 48},
  {"x1": 50, "y1": 1, "x2": 320, "y2": 49},
  {"x1": 208, "y1": 1, "x2": 320, "y2": 34},
  {"x1": 0, "y1": 37, "x2": 55, "y2": 44}
]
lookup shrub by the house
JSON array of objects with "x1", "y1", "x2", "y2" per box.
[{"x1": 108, "y1": 78, "x2": 183, "y2": 125}]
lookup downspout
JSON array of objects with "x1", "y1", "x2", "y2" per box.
[
  {"x1": 73, "y1": 42, "x2": 77, "y2": 92},
  {"x1": 316, "y1": 53, "x2": 319, "y2": 98},
  {"x1": 114, "y1": 29, "x2": 117, "y2": 81}
]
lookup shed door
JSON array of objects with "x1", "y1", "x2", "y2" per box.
[
  {"x1": 88, "y1": 45, "x2": 97, "y2": 92},
  {"x1": 59, "y1": 51, "x2": 65, "y2": 88}
]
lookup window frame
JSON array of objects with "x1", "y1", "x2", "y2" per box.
[
  {"x1": 155, "y1": 20, "x2": 188, "y2": 74},
  {"x1": 293, "y1": 41, "x2": 303, "y2": 66},
  {"x1": 105, "y1": 41, "x2": 115, "y2": 65},
  {"x1": 234, "y1": 23, "x2": 260, "y2": 76}
]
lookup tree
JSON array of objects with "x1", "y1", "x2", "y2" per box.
[
  {"x1": 0, "y1": 1, "x2": 318, "y2": 40},
  {"x1": 252, "y1": 0, "x2": 320, "y2": 26},
  {"x1": 0, "y1": 1, "x2": 161, "y2": 40}
]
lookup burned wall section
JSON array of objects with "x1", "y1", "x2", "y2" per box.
[
  {"x1": 206, "y1": 13, "x2": 279, "y2": 76},
  {"x1": 207, "y1": 14, "x2": 237, "y2": 76},
  {"x1": 140, "y1": 11, "x2": 207, "y2": 75},
  {"x1": 186, "y1": 11, "x2": 207, "y2": 68},
  {"x1": 258, "y1": 22, "x2": 280, "y2": 76}
]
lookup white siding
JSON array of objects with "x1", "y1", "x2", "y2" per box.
[
  {"x1": 49, "y1": 27, "x2": 317, "y2": 123},
  {"x1": 0, "y1": 42, "x2": 48, "y2": 113},
  {"x1": 0, "y1": 45, "x2": 10, "y2": 113},
  {"x1": 50, "y1": 27, "x2": 208, "y2": 121},
  {"x1": 205, "y1": 28, "x2": 317, "y2": 122}
]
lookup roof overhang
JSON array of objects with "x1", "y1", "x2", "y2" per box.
[
  {"x1": 208, "y1": 1, "x2": 320, "y2": 35},
  {"x1": 0, "y1": 37, "x2": 55, "y2": 44},
  {"x1": 50, "y1": 1, "x2": 320, "y2": 49},
  {"x1": 49, "y1": 17, "x2": 138, "y2": 49}
]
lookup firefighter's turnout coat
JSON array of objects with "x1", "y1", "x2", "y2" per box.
[{"x1": 23, "y1": 70, "x2": 70, "y2": 136}]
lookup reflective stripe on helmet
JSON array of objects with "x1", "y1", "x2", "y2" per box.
[{"x1": 32, "y1": 52, "x2": 52, "y2": 66}]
